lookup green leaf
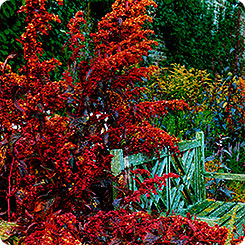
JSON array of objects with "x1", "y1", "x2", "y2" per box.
[
  {"x1": 1, "y1": 50, "x2": 9, "y2": 56},
  {"x1": 165, "y1": 0, "x2": 174, "y2": 4},
  {"x1": 4, "y1": 29, "x2": 9, "y2": 35},
  {"x1": 2, "y1": 5, "x2": 10, "y2": 18},
  {"x1": 0, "y1": 33, "x2": 7, "y2": 42}
]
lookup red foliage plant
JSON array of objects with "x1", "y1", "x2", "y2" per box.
[{"x1": 1, "y1": 0, "x2": 240, "y2": 244}]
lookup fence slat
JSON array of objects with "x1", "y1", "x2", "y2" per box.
[{"x1": 204, "y1": 172, "x2": 245, "y2": 181}]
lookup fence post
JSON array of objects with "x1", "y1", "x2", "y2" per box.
[
  {"x1": 110, "y1": 149, "x2": 125, "y2": 201},
  {"x1": 110, "y1": 149, "x2": 124, "y2": 176}
]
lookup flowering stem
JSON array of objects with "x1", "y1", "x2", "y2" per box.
[{"x1": 8, "y1": 158, "x2": 15, "y2": 221}]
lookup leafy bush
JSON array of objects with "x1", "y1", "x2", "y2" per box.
[
  {"x1": 145, "y1": 64, "x2": 245, "y2": 192},
  {"x1": 145, "y1": 64, "x2": 212, "y2": 139},
  {"x1": 228, "y1": 181, "x2": 245, "y2": 203},
  {"x1": 147, "y1": 64, "x2": 212, "y2": 108},
  {"x1": 154, "y1": 0, "x2": 244, "y2": 77},
  {"x1": 0, "y1": 0, "x2": 25, "y2": 71},
  {"x1": 203, "y1": 74, "x2": 245, "y2": 160},
  {"x1": 0, "y1": 0, "x2": 191, "y2": 242}
]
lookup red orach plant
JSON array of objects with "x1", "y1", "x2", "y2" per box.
[{"x1": 0, "y1": 0, "x2": 243, "y2": 244}]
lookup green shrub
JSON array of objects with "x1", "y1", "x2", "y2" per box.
[{"x1": 153, "y1": 0, "x2": 244, "y2": 77}]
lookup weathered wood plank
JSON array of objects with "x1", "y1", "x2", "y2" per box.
[
  {"x1": 198, "y1": 201, "x2": 224, "y2": 217},
  {"x1": 171, "y1": 154, "x2": 196, "y2": 205},
  {"x1": 182, "y1": 150, "x2": 195, "y2": 178},
  {"x1": 236, "y1": 222, "x2": 245, "y2": 239},
  {"x1": 110, "y1": 131, "x2": 245, "y2": 238},
  {"x1": 208, "y1": 202, "x2": 237, "y2": 218},
  {"x1": 169, "y1": 178, "x2": 187, "y2": 210},
  {"x1": 170, "y1": 185, "x2": 185, "y2": 212},
  {"x1": 178, "y1": 139, "x2": 202, "y2": 152},
  {"x1": 126, "y1": 133, "x2": 202, "y2": 167},
  {"x1": 235, "y1": 207, "x2": 245, "y2": 224},
  {"x1": 126, "y1": 151, "x2": 168, "y2": 166},
  {"x1": 110, "y1": 149, "x2": 125, "y2": 200},
  {"x1": 195, "y1": 217, "x2": 219, "y2": 227},
  {"x1": 218, "y1": 204, "x2": 244, "y2": 227},
  {"x1": 155, "y1": 158, "x2": 166, "y2": 177},
  {"x1": 181, "y1": 149, "x2": 191, "y2": 167},
  {"x1": 185, "y1": 199, "x2": 212, "y2": 214},
  {"x1": 204, "y1": 172, "x2": 245, "y2": 181},
  {"x1": 110, "y1": 149, "x2": 124, "y2": 175},
  {"x1": 235, "y1": 208, "x2": 245, "y2": 238}
]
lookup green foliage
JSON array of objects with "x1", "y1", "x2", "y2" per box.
[
  {"x1": 224, "y1": 142, "x2": 245, "y2": 173},
  {"x1": 0, "y1": 219, "x2": 18, "y2": 241},
  {"x1": 146, "y1": 64, "x2": 245, "y2": 175},
  {"x1": 0, "y1": 0, "x2": 25, "y2": 70},
  {"x1": 145, "y1": 64, "x2": 214, "y2": 139},
  {"x1": 154, "y1": 0, "x2": 244, "y2": 76},
  {"x1": 85, "y1": 0, "x2": 115, "y2": 29},
  {"x1": 3, "y1": 0, "x2": 243, "y2": 76},
  {"x1": 204, "y1": 75, "x2": 245, "y2": 147},
  {"x1": 207, "y1": 137, "x2": 245, "y2": 174},
  {"x1": 147, "y1": 64, "x2": 212, "y2": 108},
  {"x1": 228, "y1": 181, "x2": 245, "y2": 202}
]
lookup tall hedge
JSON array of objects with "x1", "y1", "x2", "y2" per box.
[{"x1": 154, "y1": 0, "x2": 244, "y2": 76}]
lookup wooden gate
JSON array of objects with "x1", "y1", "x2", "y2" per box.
[{"x1": 111, "y1": 131, "x2": 206, "y2": 213}]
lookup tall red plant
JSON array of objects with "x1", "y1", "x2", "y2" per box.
[
  {"x1": 65, "y1": 0, "x2": 189, "y2": 156},
  {"x1": 0, "y1": 0, "x2": 194, "y2": 243}
]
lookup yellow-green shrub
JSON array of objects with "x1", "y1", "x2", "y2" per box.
[
  {"x1": 146, "y1": 64, "x2": 244, "y2": 145},
  {"x1": 147, "y1": 64, "x2": 213, "y2": 109}
]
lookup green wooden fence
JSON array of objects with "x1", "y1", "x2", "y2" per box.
[
  {"x1": 111, "y1": 131, "x2": 206, "y2": 213},
  {"x1": 111, "y1": 131, "x2": 245, "y2": 237}
]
